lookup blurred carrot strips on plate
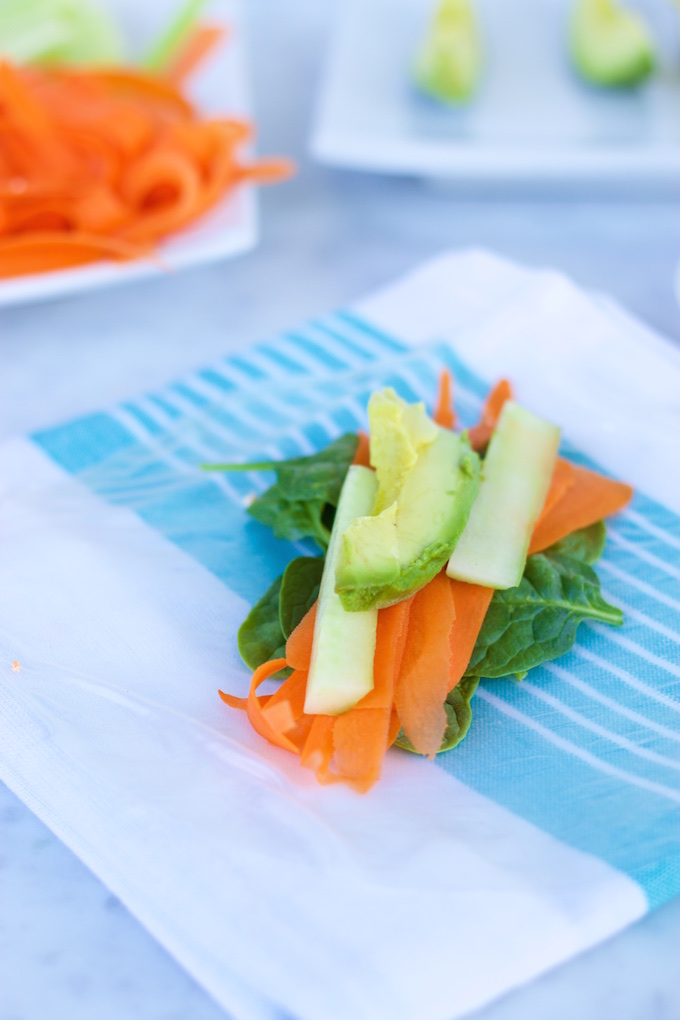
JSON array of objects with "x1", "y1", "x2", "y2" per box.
[{"x1": 0, "y1": 53, "x2": 293, "y2": 278}]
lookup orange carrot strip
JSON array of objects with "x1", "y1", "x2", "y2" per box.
[
  {"x1": 394, "y1": 571, "x2": 456, "y2": 757},
  {"x1": 61, "y1": 129, "x2": 122, "y2": 187},
  {"x1": 117, "y1": 147, "x2": 202, "y2": 242},
  {"x1": 0, "y1": 62, "x2": 77, "y2": 177},
  {"x1": 94, "y1": 107, "x2": 153, "y2": 159},
  {"x1": 285, "y1": 603, "x2": 317, "y2": 671},
  {"x1": 0, "y1": 59, "x2": 292, "y2": 279},
  {"x1": 218, "y1": 691, "x2": 248, "y2": 710},
  {"x1": 219, "y1": 658, "x2": 303, "y2": 754},
  {"x1": 447, "y1": 580, "x2": 494, "y2": 689},
  {"x1": 387, "y1": 709, "x2": 401, "y2": 748},
  {"x1": 261, "y1": 668, "x2": 314, "y2": 753},
  {"x1": 331, "y1": 710, "x2": 391, "y2": 792},
  {"x1": 78, "y1": 68, "x2": 195, "y2": 119},
  {"x1": 74, "y1": 186, "x2": 130, "y2": 233},
  {"x1": 4, "y1": 200, "x2": 77, "y2": 233},
  {"x1": 328, "y1": 599, "x2": 413, "y2": 790},
  {"x1": 300, "y1": 715, "x2": 336, "y2": 774},
  {"x1": 0, "y1": 61, "x2": 55, "y2": 141},
  {"x1": 261, "y1": 697, "x2": 298, "y2": 735},
  {"x1": 219, "y1": 657, "x2": 283, "y2": 734},
  {"x1": 468, "y1": 379, "x2": 513, "y2": 451},
  {"x1": 352, "y1": 430, "x2": 371, "y2": 468},
  {"x1": 166, "y1": 120, "x2": 222, "y2": 169},
  {"x1": 14, "y1": 211, "x2": 72, "y2": 232},
  {"x1": 167, "y1": 25, "x2": 227, "y2": 83},
  {"x1": 529, "y1": 463, "x2": 633, "y2": 554},
  {"x1": 0, "y1": 232, "x2": 150, "y2": 277},
  {"x1": 262, "y1": 666, "x2": 308, "y2": 723},
  {"x1": 433, "y1": 369, "x2": 456, "y2": 428},
  {"x1": 212, "y1": 117, "x2": 253, "y2": 144},
  {"x1": 537, "y1": 457, "x2": 575, "y2": 525},
  {"x1": 121, "y1": 153, "x2": 291, "y2": 246},
  {"x1": 359, "y1": 598, "x2": 412, "y2": 711},
  {"x1": 239, "y1": 158, "x2": 296, "y2": 184},
  {"x1": 128, "y1": 154, "x2": 236, "y2": 243}
]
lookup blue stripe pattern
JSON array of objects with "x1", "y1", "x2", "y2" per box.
[{"x1": 32, "y1": 311, "x2": 680, "y2": 909}]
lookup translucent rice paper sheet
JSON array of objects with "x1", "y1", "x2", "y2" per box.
[{"x1": 1, "y1": 251, "x2": 679, "y2": 1020}]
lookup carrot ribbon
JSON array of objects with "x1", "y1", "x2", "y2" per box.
[{"x1": 0, "y1": 58, "x2": 293, "y2": 279}]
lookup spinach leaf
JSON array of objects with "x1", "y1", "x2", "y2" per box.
[
  {"x1": 466, "y1": 550, "x2": 623, "y2": 680},
  {"x1": 236, "y1": 556, "x2": 324, "y2": 674},
  {"x1": 548, "y1": 520, "x2": 606, "y2": 565},
  {"x1": 395, "y1": 677, "x2": 480, "y2": 755},
  {"x1": 248, "y1": 488, "x2": 332, "y2": 549},
  {"x1": 279, "y1": 556, "x2": 324, "y2": 639},
  {"x1": 237, "y1": 574, "x2": 287, "y2": 671},
  {"x1": 272, "y1": 435, "x2": 359, "y2": 504},
  {"x1": 203, "y1": 434, "x2": 358, "y2": 551}
]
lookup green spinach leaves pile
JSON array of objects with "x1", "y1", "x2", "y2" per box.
[{"x1": 207, "y1": 434, "x2": 622, "y2": 755}]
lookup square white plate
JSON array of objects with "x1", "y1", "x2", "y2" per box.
[
  {"x1": 311, "y1": 0, "x2": 680, "y2": 193},
  {"x1": 0, "y1": 0, "x2": 257, "y2": 308}
]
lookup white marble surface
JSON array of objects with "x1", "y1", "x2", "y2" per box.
[{"x1": 1, "y1": 1, "x2": 679, "y2": 1018}]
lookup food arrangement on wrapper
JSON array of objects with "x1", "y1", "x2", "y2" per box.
[{"x1": 209, "y1": 371, "x2": 633, "y2": 792}]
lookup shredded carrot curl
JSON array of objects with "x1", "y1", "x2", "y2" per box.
[{"x1": 0, "y1": 55, "x2": 294, "y2": 278}]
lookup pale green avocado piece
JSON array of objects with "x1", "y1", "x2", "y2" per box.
[
  {"x1": 569, "y1": 0, "x2": 655, "y2": 87},
  {"x1": 446, "y1": 401, "x2": 560, "y2": 590},
  {"x1": 340, "y1": 501, "x2": 400, "y2": 590},
  {"x1": 368, "y1": 388, "x2": 439, "y2": 513},
  {"x1": 413, "y1": 0, "x2": 481, "y2": 103},
  {"x1": 336, "y1": 417, "x2": 480, "y2": 612},
  {"x1": 304, "y1": 466, "x2": 379, "y2": 716}
]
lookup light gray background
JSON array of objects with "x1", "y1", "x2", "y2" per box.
[{"x1": 1, "y1": 2, "x2": 679, "y2": 1019}]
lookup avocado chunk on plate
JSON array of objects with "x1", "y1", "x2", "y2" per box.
[
  {"x1": 413, "y1": 0, "x2": 482, "y2": 103},
  {"x1": 569, "y1": 0, "x2": 656, "y2": 87}
]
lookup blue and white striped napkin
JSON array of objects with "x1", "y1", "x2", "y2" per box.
[{"x1": 1, "y1": 251, "x2": 678, "y2": 1020}]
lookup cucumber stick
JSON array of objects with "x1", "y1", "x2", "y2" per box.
[
  {"x1": 304, "y1": 466, "x2": 379, "y2": 716},
  {"x1": 447, "y1": 401, "x2": 560, "y2": 590}
]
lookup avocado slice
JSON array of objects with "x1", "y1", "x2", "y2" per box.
[
  {"x1": 413, "y1": 0, "x2": 482, "y2": 103},
  {"x1": 304, "y1": 466, "x2": 379, "y2": 716},
  {"x1": 569, "y1": 0, "x2": 656, "y2": 87},
  {"x1": 335, "y1": 390, "x2": 480, "y2": 612},
  {"x1": 368, "y1": 388, "x2": 439, "y2": 513},
  {"x1": 446, "y1": 401, "x2": 560, "y2": 590}
]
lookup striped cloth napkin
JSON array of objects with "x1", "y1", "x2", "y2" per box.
[{"x1": 1, "y1": 251, "x2": 679, "y2": 1020}]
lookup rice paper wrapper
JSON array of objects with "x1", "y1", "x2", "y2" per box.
[{"x1": 2, "y1": 250, "x2": 679, "y2": 1020}]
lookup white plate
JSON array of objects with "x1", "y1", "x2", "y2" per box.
[
  {"x1": 311, "y1": 0, "x2": 680, "y2": 192},
  {"x1": 0, "y1": 0, "x2": 257, "y2": 308}
]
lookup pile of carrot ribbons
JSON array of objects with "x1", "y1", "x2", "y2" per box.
[
  {"x1": 0, "y1": 28, "x2": 293, "y2": 278},
  {"x1": 221, "y1": 374, "x2": 634, "y2": 794}
]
